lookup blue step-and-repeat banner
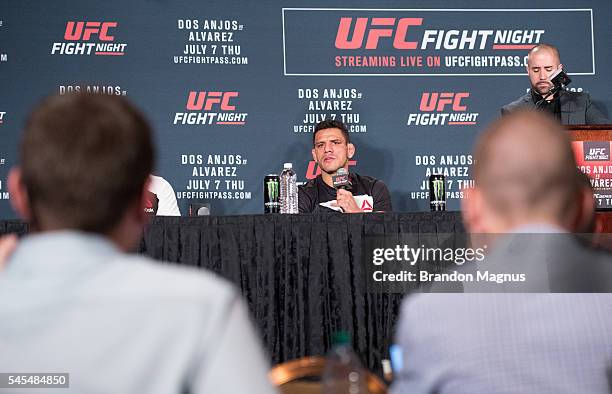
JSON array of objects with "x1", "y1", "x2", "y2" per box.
[{"x1": 1, "y1": 0, "x2": 610, "y2": 217}]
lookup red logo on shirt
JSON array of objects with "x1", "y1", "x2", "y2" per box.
[{"x1": 361, "y1": 200, "x2": 373, "y2": 212}]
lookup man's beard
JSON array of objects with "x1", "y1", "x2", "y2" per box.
[{"x1": 535, "y1": 83, "x2": 552, "y2": 96}]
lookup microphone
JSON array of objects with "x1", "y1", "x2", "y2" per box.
[
  {"x1": 332, "y1": 168, "x2": 352, "y2": 190},
  {"x1": 550, "y1": 68, "x2": 572, "y2": 90},
  {"x1": 535, "y1": 68, "x2": 572, "y2": 108}
]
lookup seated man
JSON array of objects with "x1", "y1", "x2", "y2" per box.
[
  {"x1": 391, "y1": 110, "x2": 612, "y2": 393},
  {"x1": 501, "y1": 43, "x2": 608, "y2": 124},
  {"x1": 299, "y1": 119, "x2": 392, "y2": 213},
  {"x1": 0, "y1": 93, "x2": 275, "y2": 394}
]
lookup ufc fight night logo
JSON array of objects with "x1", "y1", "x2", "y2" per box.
[
  {"x1": 407, "y1": 92, "x2": 479, "y2": 126},
  {"x1": 51, "y1": 21, "x2": 127, "y2": 56},
  {"x1": 335, "y1": 17, "x2": 543, "y2": 51},
  {"x1": 174, "y1": 91, "x2": 248, "y2": 126}
]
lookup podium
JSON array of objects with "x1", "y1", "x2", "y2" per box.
[{"x1": 568, "y1": 125, "x2": 612, "y2": 231}]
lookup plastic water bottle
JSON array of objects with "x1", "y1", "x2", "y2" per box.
[
  {"x1": 280, "y1": 163, "x2": 298, "y2": 214},
  {"x1": 321, "y1": 331, "x2": 367, "y2": 394}
]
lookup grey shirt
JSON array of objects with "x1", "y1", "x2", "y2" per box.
[
  {"x1": 391, "y1": 231, "x2": 612, "y2": 393},
  {"x1": 0, "y1": 231, "x2": 276, "y2": 394}
]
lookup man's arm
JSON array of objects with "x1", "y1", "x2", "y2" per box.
[
  {"x1": 372, "y1": 180, "x2": 392, "y2": 212},
  {"x1": 584, "y1": 94, "x2": 610, "y2": 125},
  {"x1": 298, "y1": 184, "x2": 314, "y2": 213}
]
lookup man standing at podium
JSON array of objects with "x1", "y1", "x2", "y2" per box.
[{"x1": 501, "y1": 44, "x2": 609, "y2": 124}]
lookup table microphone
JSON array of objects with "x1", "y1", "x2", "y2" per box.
[{"x1": 332, "y1": 168, "x2": 352, "y2": 190}]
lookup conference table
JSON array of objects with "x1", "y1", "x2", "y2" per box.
[{"x1": 0, "y1": 212, "x2": 465, "y2": 372}]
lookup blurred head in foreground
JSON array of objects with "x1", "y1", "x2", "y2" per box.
[
  {"x1": 462, "y1": 110, "x2": 592, "y2": 233},
  {"x1": 8, "y1": 92, "x2": 154, "y2": 250}
]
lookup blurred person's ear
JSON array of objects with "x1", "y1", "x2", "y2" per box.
[
  {"x1": 461, "y1": 187, "x2": 482, "y2": 233},
  {"x1": 109, "y1": 180, "x2": 151, "y2": 252},
  {"x1": 7, "y1": 167, "x2": 32, "y2": 221},
  {"x1": 462, "y1": 187, "x2": 507, "y2": 233},
  {"x1": 572, "y1": 185, "x2": 596, "y2": 233},
  {"x1": 0, "y1": 234, "x2": 18, "y2": 269}
]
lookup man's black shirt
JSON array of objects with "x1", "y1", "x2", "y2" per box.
[
  {"x1": 298, "y1": 173, "x2": 392, "y2": 213},
  {"x1": 531, "y1": 90, "x2": 561, "y2": 121}
]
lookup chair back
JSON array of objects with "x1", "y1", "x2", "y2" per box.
[{"x1": 269, "y1": 356, "x2": 387, "y2": 394}]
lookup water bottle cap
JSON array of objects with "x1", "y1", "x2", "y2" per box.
[
  {"x1": 283, "y1": 163, "x2": 293, "y2": 169},
  {"x1": 332, "y1": 331, "x2": 350, "y2": 346}
]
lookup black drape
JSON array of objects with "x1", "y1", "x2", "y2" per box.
[{"x1": 138, "y1": 212, "x2": 463, "y2": 372}]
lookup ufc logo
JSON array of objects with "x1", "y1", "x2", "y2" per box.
[
  {"x1": 186, "y1": 91, "x2": 239, "y2": 111},
  {"x1": 419, "y1": 93, "x2": 469, "y2": 112},
  {"x1": 305, "y1": 160, "x2": 357, "y2": 180},
  {"x1": 589, "y1": 148, "x2": 606, "y2": 156},
  {"x1": 64, "y1": 21, "x2": 117, "y2": 41},
  {"x1": 335, "y1": 17, "x2": 423, "y2": 50}
]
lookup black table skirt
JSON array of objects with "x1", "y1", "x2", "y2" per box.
[{"x1": 1, "y1": 212, "x2": 464, "y2": 372}]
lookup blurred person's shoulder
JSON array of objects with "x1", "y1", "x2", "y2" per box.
[
  {"x1": 7, "y1": 231, "x2": 238, "y2": 306},
  {"x1": 97, "y1": 253, "x2": 237, "y2": 304}
]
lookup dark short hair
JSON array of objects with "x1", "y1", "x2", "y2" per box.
[
  {"x1": 313, "y1": 119, "x2": 350, "y2": 145},
  {"x1": 21, "y1": 93, "x2": 155, "y2": 233}
]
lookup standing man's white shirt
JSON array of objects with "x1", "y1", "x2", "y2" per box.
[{"x1": 149, "y1": 175, "x2": 181, "y2": 216}]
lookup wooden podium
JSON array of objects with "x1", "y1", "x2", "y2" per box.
[{"x1": 568, "y1": 125, "x2": 612, "y2": 232}]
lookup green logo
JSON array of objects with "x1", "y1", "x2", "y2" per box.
[
  {"x1": 432, "y1": 179, "x2": 444, "y2": 201},
  {"x1": 266, "y1": 180, "x2": 279, "y2": 200}
]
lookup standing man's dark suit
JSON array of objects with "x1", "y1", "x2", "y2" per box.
[{"x1": 501, "y1": 90, "x2": 609, "y2": 125}]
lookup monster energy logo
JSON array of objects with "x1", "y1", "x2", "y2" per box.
[
  {"x1": 266, "y1": 179, "x2": 279, "y2": 200},
  {"x1": 432, "y1": 179, "x2": 444, "y2": 201}
]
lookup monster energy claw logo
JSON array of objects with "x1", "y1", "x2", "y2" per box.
[
  {"x1": 267, "y1": 180, "x2": 279, "y2": 200},
  {"x1": 432, "y1": 179, "x2": 444, "y2": 201}
]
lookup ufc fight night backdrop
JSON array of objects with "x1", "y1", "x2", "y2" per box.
[{"x1": 1, "y1": 0, "x2": 610, "y2": 217}]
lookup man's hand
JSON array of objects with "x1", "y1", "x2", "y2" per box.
[
  {"x1": 0, "y1": 234, "x2": 18, "y2": 270},
  {"x1": 334, "y1": 188, "x2": 362, "y2": 213}
]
